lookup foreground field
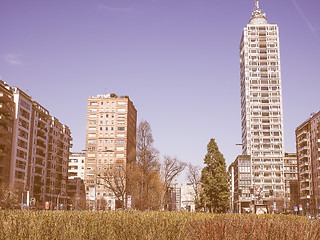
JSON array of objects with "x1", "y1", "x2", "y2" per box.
[{"x1": 0, "y1": 211, "x2": 319, "y2": 240}]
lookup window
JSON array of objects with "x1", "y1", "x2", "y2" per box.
[
  {"x1": 118, "y1": 127, "x2": 125, "y2": 131},
  {"x1": 89, "y1": 114, "x2": 97, "y2": 118},
  {"x1": 90, "y1": 102, "x2": 98, "y2": 106},
  {"x1": 117, "y1": 140, "x2": 125, "y2": 144}
]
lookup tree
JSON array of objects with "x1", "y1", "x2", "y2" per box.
[
  {"x1": 0, "y1": 184, "x2": 18, "y2": 209},
  {"x1": 133, "y1": 120, "x2": 162, "y2": 210},
  {"x1": 162, "y1": 155, "x2": 186, "y2": 210},
  {"x1": 98, "y1": 164, "x2": 127, "y2": 209},
  {"x1": 187, "y1": 163, "x2": 202, "y2": 210},
  {"x1": 199, "y1": 138, "x2": 229, "y2": 213}
]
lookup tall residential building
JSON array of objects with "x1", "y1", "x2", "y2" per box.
[
  {"x1": 0, "y1": 81, "x2": 15, "y2": 188},
  {"x1": 84, "y1": 94, "x2": 137, "y2": 208},
  {"x1": 296, "y1": 111, "x2": 320, "y2": 212},
  {"x1": 239, "y1": 0, "x2": 285, "y2": 202},
  {"x1": 6, "y1": 83, "x2": 72, "y2": 208}
]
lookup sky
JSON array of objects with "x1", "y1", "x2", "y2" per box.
[{"x1": 1, "y1": 0, "x2": 319, "y2": 181}]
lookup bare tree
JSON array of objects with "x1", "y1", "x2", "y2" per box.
[
  {"x1": 98, "y1": 164, "x2": 126, "y2": 209},
  {"x1": 133, "y1": 120, "x2": 162, "y2": 210},
  {"x1": 0, "y1": 184, "x2": 18, "y2": 209},
  {"x1": 162, "y1": 155, "x2": 187, "y2": 209},
  {"x1": 187, "y1": 163, "x2": 202, "y2": 207}
]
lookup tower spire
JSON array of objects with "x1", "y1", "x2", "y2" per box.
[{"x1": 255, "y1": 0, "x2": 260, "y2": 10}]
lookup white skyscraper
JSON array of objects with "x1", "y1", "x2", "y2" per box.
[{"x1": 240, "y1": 0, "x2": 285, "y2": 201}]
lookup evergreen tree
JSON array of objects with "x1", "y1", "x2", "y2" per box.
[{"x1": 199, "y1": 138, "x2": 229, "y2": 213}]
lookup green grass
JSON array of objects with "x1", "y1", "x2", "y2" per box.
[{"x1": 0, "y1": 211, "x2": 319, "y2": 239}]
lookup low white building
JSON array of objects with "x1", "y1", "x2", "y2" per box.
[
  {"x1": 169, "y1": 183, "x2": 196, "y2": 212},
  {"x1": 180, "y1": 183, "x2": 196, "y2": 212},
  {"x1": 68, "y1": 152, "x2": 85, "y2": 180}
]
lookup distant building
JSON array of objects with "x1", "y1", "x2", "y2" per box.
[
  {"x1": 180, "y1": 183, "x2": 196, "y2": 212},
  {"x1": 67, "y1": 177, "x2": 86, "y2": 210},
  {"x1": 0, "y1": 81, "x2": 15, "y2": 188},
  {"x1": 84, "y1": 94, "x2": 137, "y2": 209},
  {"x1": 284, "y1": 153, "x2": 298, "y2": 210},
  {"x1": 68, "y1": 152, "x2": 85, "y2": 180},
  {"x1": 296, "y1": 111, "x2": 320, "y2": 212},
  {"x1": 232, "y1": 155, "x2": 252, "y2": 213},
  {"x1": 167, "y1": 183, "x2": 196, "y2": 212}
]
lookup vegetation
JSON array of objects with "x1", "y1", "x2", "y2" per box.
[
  {"x1": 132, "y1": 120, "x2": 162, "y2": 210},
  {"x1": 162, "y1": 155, "x2": 186, "y2": 210},
  {"x1": 199, "y1": 138, "x2": 229, "y2": 213},
  {"x1": 0, "y1": 185, "x2": 18, "y2": 210},
  {"x1": 0, "y1": 211, "x2": 319, "y2": 240}
]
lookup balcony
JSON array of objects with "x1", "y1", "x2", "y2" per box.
[
  {"x1": 0, "y1": 125, "x2": 9, "y2": 134},
  {"x1": 299, "y1": 161, "x2": 309, "y2": 168},
  {"x1": 36, "y1": 149, "x2": 45, "y2": 158},
  {"x1": 299, "y1": 145, "x2": 309, "y2": 151},
  {"x1": 37, "y1": 140, "x2": 46, "y2": 150},
  {"x1": 300, "y1": 185, "x2": 310, "y2": 191},
  {"x1": 300, "y1": 168, "x2": 309, "y2": 175},
  {"x1": 37, "y1": 130, "x2": 46, "y2": 140},
  {"x1": 299, "y1": 153, "x2": 309, "y2": 160},
  {"x1": 0, "y1": 114, "x2": 12, "y2": 124},
  {"x1": 0, "y1": 147, "x2": 8, "y2": 156},
  {"x1": 0, "y1": 103, "x2": 10, "y2": 113},
  {"x1": 0, "y1": 136, "x2": 10, "y2": 145},
  {"x1": 35, "y1": 157, "x2": 45, "y2": 166},
  {"x1": 0, "y1": 92, "x2": 12, "y2": 102},
  {"x1": 38, "y1": 116, "x2": 47, "y2": 123},
  {"x1": 297, "y1": 130, "x2": 307, "y2": 137}
]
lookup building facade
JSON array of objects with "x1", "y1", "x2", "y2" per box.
[
  {"x1": 68, "y1": 152, "x2": 86, "y2": 180},
  {"x1": 84, "y1": 94, "x2": 137, "y2": 209},
  {"x1": 0, "y1": 81, "x2": 15, "y2": 188},
  {"x1": 10, "y1": 87, "x2": 33, "y2": 194},
  {"x1": 284, "y1": 153, "x2": 298, "y2": 210},
  {"x1": 2, "y1": 82, "x2": 72, "y2": 209},
  {"x1": 296, "y1": 111, "x2": 320, "y2": 212},
  {"x1": 239, "y1": 0, "x2": 285, "y2": 203},
  {"x1": 67, "y1": 177, "x2": 86, "y2": 210},
  {"x1": 227, "y1": 162, "x2": 235, "y2": 212},
  {"x1": 232, "y1": 155, "x2": 252, "y2": 213}
]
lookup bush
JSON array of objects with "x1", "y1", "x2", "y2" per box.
[{"x1": 0, "y1": 211, "x2": 319, "y2": 239}]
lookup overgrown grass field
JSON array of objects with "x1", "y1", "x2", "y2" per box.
[{"x1": 0, "y1": 211, "x2": 319, "y2": 239}]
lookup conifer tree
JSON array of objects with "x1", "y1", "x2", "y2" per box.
[{"x1": 199, "y1": 138, "x2": 229, "y2": 213}]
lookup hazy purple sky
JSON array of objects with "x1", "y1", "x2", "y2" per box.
[{"x1": 1, "y1": 0, "x2": 319, "y2": 178}]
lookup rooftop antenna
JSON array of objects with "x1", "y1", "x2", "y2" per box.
[{"x1": 255, "y1": 0, "x2": 260, "y2": 10}]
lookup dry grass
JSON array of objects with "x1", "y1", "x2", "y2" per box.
[{"x1": 0, "y1": 211, "x2": 319, "y2": 239}]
